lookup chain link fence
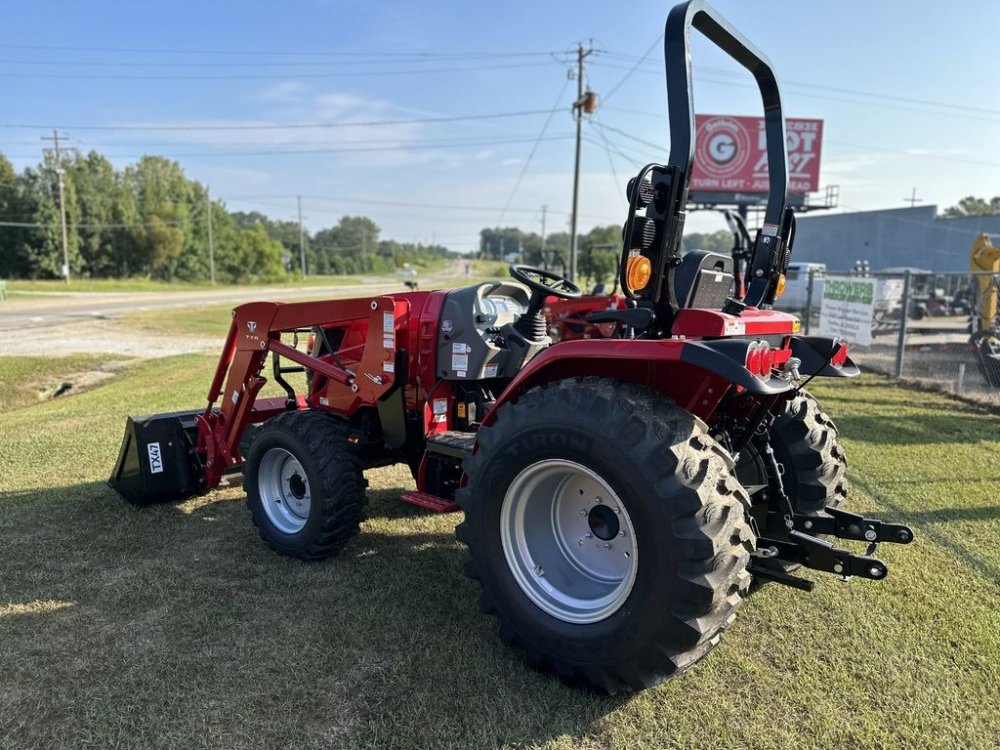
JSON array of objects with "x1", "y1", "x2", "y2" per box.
[{"x1": 787, "y1": 269, "x2": 1000, "y2": 408}]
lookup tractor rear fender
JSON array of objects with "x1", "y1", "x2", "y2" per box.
[{"x1": 482, "y1": 338, "x2": 792, "y2": 425}]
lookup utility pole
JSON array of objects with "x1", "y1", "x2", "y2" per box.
[
  {"x1": 297, "y1": 195, "x2": 306, "y2": 277},
  {"x1": 361, "y1": 229, "x2": 367, "y2": 272},
  {"x1": 206, "y1": 185, "x2": 215, "y2": 284},
  {"x1": 903, "y1": 187, "x2": 923, "y2": 208},
  {"x1": 569, "y1": 42, "x2": 596, "y2": 283},
  {"x1": 41, "y1": 130, "x2": 70, "y2": 283},
  {"x1": 540, "y1": 204, "x2": 548, "y2": 269}
]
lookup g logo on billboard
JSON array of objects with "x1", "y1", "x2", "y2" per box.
[
  {"x1": 696, "y1": 117, "x2": 751, "y2": 178},
  {"x1": 708, "y1": 133, "x2": 737, "y2": 163}
]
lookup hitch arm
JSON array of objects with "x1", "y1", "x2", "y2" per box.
[
  {"x1": 756, "y1": 531, "x2": 890, "y2": 581},
  {"x1": 794, "y1": 507, "x2": 914, "y2": 545}
]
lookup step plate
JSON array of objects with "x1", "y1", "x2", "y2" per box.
[{"x1": 400, "y1": 491, "x2": 461, "y2": 513}]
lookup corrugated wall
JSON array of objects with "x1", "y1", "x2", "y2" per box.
[{"x1": 792, "y1": 206, "x2": 1000, "y2": 272}]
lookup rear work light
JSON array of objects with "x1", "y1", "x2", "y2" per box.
[
  {"x1": 745, "y1": 342, "x2": 772, "y2": 377},
  {"x1": 831, "y1": 339, "x2": 849, "y2": 366}
]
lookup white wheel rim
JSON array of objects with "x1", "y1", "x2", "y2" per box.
[
  {"x1": 258, "y1": 447, "x2": 312, "y2": 535},
  {"x1": 500, "y1": 459, "x2": 637, "y2": 624}
]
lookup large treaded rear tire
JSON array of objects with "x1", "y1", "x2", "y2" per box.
[
  {"x1": 244, "y1": 410, "x2": 365, "y2": 560},
  {"x1": 456, "y1": 377, "x2": 755, "y2": 694},
  {"x1": 746, "y1": 391, "x2": 848, "y2": 586},
  {"x1": 772, "y1": 391, "x2": 848, "y2": 516}
]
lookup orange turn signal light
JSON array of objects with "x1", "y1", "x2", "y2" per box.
[
  {"x1": 775, "y1": 272, "x2": 786, "y2": 298},
  {"x1": 626, "y1": 254, "x2": 652, "y2": 292}
]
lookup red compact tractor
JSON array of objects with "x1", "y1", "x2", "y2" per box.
[{"x1": 110, "y1": 0, "x2": 913, "y2": 694}]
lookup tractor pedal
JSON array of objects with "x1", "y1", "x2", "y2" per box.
[
  {"x1": 425, "y1": 430, "x2": 477, "y2": 460},
  {"x1": 400, "y1": 491, "x2": 461, "y2": 513}
]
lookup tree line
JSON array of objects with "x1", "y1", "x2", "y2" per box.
[{"x1": 0, "y1": 150, "x2": 454, "y2": 282}]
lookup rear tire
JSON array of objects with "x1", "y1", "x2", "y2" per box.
[
  {"x1": 772, "y1": 392, "x2": 848, "y2": 517},
  {"x1": 741, "y1": 391, "x2": 848, "y2": 585},
  {"x1": 244, "y1": 410, "x2": 365, "y2": 560},
  {"x1": 456, "y1": 378, "x2": 755, "y2": 694}
]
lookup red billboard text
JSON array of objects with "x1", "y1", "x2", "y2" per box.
[{"x1": 690, "y1": 114, "x2": 823, "y2": 194}]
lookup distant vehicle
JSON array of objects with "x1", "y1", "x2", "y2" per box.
[
  {"x1": 775, "y1": 262, "x2": 825, "y2": 311},
  {"x1": 396, "y1": 265, "x2": 417, "y2": 278}
]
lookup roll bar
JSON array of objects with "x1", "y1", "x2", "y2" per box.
[{"x1": 618, "y1": 1, "x2": 794, "y2": 313}]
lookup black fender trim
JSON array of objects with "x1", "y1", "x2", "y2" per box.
[
  {"x1": 788, "y1": 336, "x2": 861, "y2": 378},
  {"x1": 679, "y1": 339, "x2": 792, "y2": 395}
]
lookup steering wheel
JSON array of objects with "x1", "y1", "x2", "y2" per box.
[{"x1": 508, "y1": 264, "x2": 582, "y2": 300}]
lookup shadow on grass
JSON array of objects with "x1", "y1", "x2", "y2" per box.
[
  {"x1": 850, "y1": 474, "x2": 1000, "y2": 592},
  {"x1": 835, "y1": 411, "x2": 999, "y2": 445},
  {"x1": 897, "y1": 505, "x2": 1000, "y2": 523},
  {"x1": 0, "y1": 479, "x2": 622, "y2": 749}
]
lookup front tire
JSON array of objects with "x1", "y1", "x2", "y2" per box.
[
  {"x1": 244, "y1": 410, "x2": 365, "y2": 560},
  {"x1": 456, "y1": 378, "x2": 755, "y2": 694}
]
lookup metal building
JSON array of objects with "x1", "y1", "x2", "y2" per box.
[{"x1": 792, "y1": 205, "x2": 1000, "y2": 272}]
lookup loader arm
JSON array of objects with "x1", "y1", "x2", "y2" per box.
[{"x1": 197, "y1": 295, "x2": 407, "y2": 487}]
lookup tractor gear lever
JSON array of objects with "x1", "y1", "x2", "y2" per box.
[{"x1": 508, "y1": 264, "x2": 582, "y2": 342}]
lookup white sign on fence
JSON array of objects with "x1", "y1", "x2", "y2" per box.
[{"x1": 819, "y1": 276, "x2": 876, "y2": 346}]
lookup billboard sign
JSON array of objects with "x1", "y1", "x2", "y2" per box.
[{"x1": 690, "y1": 114, "x2": 823, "y2": 195}]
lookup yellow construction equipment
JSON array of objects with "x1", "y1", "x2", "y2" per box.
[{"x1": 970, "y1": 233, "x2": 1000, "y2": 386}]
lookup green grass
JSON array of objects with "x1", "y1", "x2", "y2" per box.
[
  {"x1": 0, "y1": 363, "x2": 997, "y2": 750},
  {"x1": 0, "y1": 354, "x2": 130, "y2": 412},
  {"x1": 122, "y1": 303, "x2": 240, "y2": 338}
]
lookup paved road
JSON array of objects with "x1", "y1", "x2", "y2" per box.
[{"x1": 0, "y1": 267, "x2": 465, "y2": 334}]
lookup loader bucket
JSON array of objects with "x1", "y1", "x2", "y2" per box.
[{"x1": 109, "y1": 409, "x2": 206, "y2": 506}]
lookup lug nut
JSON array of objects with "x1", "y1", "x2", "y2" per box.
[{"x1": 534, "y1": 566, "x2": 544, "y2": 576}]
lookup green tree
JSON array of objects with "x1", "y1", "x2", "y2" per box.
[
  {"x1": 124, "y1": 156, "x2": 193, "y2": 279},
  {"x1": 313, "y1": 216, "x2": 381, "y2": 274},
  {"x1": 579, "y1": 225, "x2": 622, "y2": 288},
  {"x1": 67, "y1": 151, "x2": 137, "y2": 277},
  {"x1": 943, "y1": 196, "x2": 1000, "y2": 217}
]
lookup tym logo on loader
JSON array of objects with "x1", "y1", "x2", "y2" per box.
[{"x1": 108, "y1": 0, "x2": 913, "y2": 694}]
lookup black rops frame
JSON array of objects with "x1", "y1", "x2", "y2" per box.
[{"x1": 619, "y1": 0, "x2": 793, "y2": 312}]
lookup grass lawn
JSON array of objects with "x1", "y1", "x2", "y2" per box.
[
  {"x1": 0, "y1": 357, "x2": 997, "y2": 750},
  {"x1": 5, "y1": 275, "x2": 381, "y2": 295}
]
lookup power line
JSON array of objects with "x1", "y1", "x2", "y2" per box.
[
  {"x1": 591, "y1": 112, "x2": 626, "y2": 205},
  {"x1": 0, "y1": 43, "x2": 565, "y2": 58},
  {"x1": 606, "y1": 55, "x2": 1000, "y2": 117},
  {"x1": 0, "y1": 108, "x2": 559, "y2": 132},
  {"x1": 592, "y1": 60, "x2": 1000, "y2": 122},
  {"x1": 227, "y1": 194, "x2": 620, "y2": 223},
  {"x1": 0, "y1": 60, "x2": 560, "y2": 81},
  {"x1": 0, "y1": 54, "x2": 570, "y2": 68},
  {"x1": 1, "y1": 134, "x2": 574, "y2": 160},
  {"x1": 601, "y1": 35, "x2": 662, "y2": 104},
  {"x1": 592, "y1": 111, "x2": 1000, "y2": 170},
  {"x1": 496, "y1": 78, "x2": 572, "y2": 223}
]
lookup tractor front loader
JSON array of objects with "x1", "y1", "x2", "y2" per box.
[{"x1": 110, "y1": 0, "x2": 913, "y2": 694}]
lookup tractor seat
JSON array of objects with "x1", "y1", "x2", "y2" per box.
[{"x1": 670, "y1": 250, "x2": 735, "y2": 310}]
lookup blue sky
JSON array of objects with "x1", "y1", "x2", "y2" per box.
[{"x1": 1, "y1": 0, "x2": 997, "y2": 252}]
